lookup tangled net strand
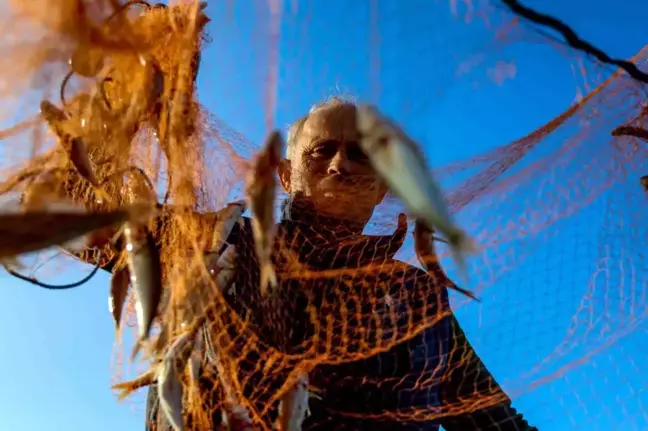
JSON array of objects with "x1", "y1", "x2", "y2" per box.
[{"x1": 0, "y1": 1, "x2": 647, "y2": 430}]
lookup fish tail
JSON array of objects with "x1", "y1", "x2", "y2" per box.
[
  {"x1": 130, "y1": 338, "x2": 146, "y2": 363},
  {"x1": 450, "y1": 283, "x2": 480, "y2": 302},
  {"x1": 111, "y1": 372, "x2": 155, "y2": 400},
  {"x1": 111, "y1": 383, "x2": 136, "y2": 401},
  {"x1": 453, "y1": 228, "x2": 477, "y2": 255},
  {"x1": 260, "y1": 261, "x2": 278, "y2": 296},
  {"x1": 448, "y1": 230, "x2": 477, "y2": 284},
  {"x1": 159, "y1": 389, "x2": 185, "y2": 431}
]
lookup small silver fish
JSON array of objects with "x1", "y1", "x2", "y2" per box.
[
  {"x1": 356, "y1": 104, "x2": 475, "y2": 275},
  {"x1": 246, "y1": 130, "x2": 283, "y2": 296},
  {"x1": 213, "y1": 244, "x2": 238, "y2": 289},
  {"x1": 39, "y1": 100, "x2": 100, "y2": 187},
  {"x1": 221, "y1": 404, "x2": 255, "y2": 431},
  {"x1": 202, "y1": 246, "x2": 254, "y2": 430},
  {"x1": 210, "y1": 200, "x2": 247, "y2": 252},
  {"x1": 185, "y1": 328, "x2": 204, "y2": 409},
  {"x1": 188, "y1": 327, "x2": 203, "y2": 384},
  {"x1": 182, "y1": 198, "x2": 244, "y2": 327},
  {"x1": 0, "y1": 204, "x2": 144, "y2": 260},
  {"x1": 277, "y1": 373, "x2": 310, "y2": 431},
  {"x1": 158, "y1": 330, "x2": 196, "y2": 431},
  {"x1": 153, "y1": 285, "x2": 173, "y2": 356},
  {"x1": 192, "y1": 246, "x2": 238, "y2": 327},
  {"x1": 109, "y1": 266, "x2": 131, "y2": 331},
  {"x1": 124, "y1": 223, "x2": 163, "y2": 362},
  {"x1": 413, "y1": 220, "x2": 479, "y2": 302}
]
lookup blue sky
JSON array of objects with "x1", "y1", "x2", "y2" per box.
[{"x1": 1, "y1": 1, "x2": 647, "y2": 430}]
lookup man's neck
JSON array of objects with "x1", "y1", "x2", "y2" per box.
[{"x1": 280, "y1": 194, "x2": 367, "y2": 240}]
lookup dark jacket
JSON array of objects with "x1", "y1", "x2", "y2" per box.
[{"x1": 146, "y1": 197, "x2": 537, "y2": 431}]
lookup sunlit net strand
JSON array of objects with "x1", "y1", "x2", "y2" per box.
[
  {"x1": 1, "y1": 43, "x2": 644, "y2": 431},
  {"x1": 119, "y1": 74, "x2": 644, "y2": 428},
  {"x1": 0, "y1": 0, "x2": 647, "y2": 429},
  {"x1": 258, "y1": 49, "x2": 648, "y2": 426},
  {"x1": 0, "y1": 0, "x2": 225, "y2": 376},
  {"x1": 275, "y1": 0, "x2": 521, "y2": 123},
  {"x1": 152, "y1": 5, "x2": 648, "y2": 428}
]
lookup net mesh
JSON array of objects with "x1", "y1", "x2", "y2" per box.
[{"x1": 0, "y1": 0, "x2": 647, "y2": 430}]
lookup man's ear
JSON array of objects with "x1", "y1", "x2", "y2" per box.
[{"x1": 278, "y1": 159, "x2": 292, "y2": 193}]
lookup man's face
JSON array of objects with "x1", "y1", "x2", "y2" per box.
[{"x1": 278, "y1": 103, "x2": 388, "y2": 222}]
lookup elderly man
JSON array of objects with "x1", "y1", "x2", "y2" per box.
[{"x1": 146, "y1": 98, "x2": 537, "y2": 431}]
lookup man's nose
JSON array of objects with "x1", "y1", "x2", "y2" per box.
[{"x1": 327, "y1": 150, "x2": 352, "y2": 176}]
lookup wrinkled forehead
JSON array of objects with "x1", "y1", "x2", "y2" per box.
[{"x1": 300, "y1": 104, "x2": 360, "y2": 145}]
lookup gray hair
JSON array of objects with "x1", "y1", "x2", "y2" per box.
[{"x1": 285, "y1": 95, "x2": 357, "y2": 160}]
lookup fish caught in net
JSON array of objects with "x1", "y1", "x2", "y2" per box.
[{"x1": 0, "y1": 0, "x2": 647, "y2": 430}]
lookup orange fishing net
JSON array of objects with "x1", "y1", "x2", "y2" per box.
[{"x1": 0, "y1": 1, "x2": 647, "y2": 430}]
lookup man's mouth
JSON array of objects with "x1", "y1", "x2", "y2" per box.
[{"x1": 319, "y1": 187, "x2": 361, "y2": 206}]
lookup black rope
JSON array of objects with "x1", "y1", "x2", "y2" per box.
[
  {"x1": 59, "y1": 70, "x2": 75, "y2": 116},
  {"x1": 501, "y1": 0, "x2": 648, "y2": 85},
  {"x1": 611, "y1": 126, "x2": 648, "y2": 142},
  {"x1": 5, "y1": 249, "x2": 103, "y2": 290}
]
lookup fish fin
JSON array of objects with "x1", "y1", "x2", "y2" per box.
[
  {"x1": 111, "y1": 382, "x2": 136, "y2": 401},
  {"x1": 260, "y1": 262, "x2": 278, "y2": 296}
]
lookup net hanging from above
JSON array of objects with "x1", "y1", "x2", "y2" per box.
[{"x1": 0, "y1": 0, "x2": 646, "y2": 430}]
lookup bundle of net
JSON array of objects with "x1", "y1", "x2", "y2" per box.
[
  {"x1": 0, "y1": 0, "x2": 439, "y2": 428},
  {"x1": 0, "y1": 0, "x2": 254, "y2": 422},
  {"x1": 1, "y1": 0, "x2": 648, "y2": 430}
]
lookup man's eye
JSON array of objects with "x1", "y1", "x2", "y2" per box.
[
  {"x1": 311, "y1": 141, "x2": 338, "y2": 158},
  {"x1": 346, "y1": 142, "x2": 368, "y2": 161}
]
